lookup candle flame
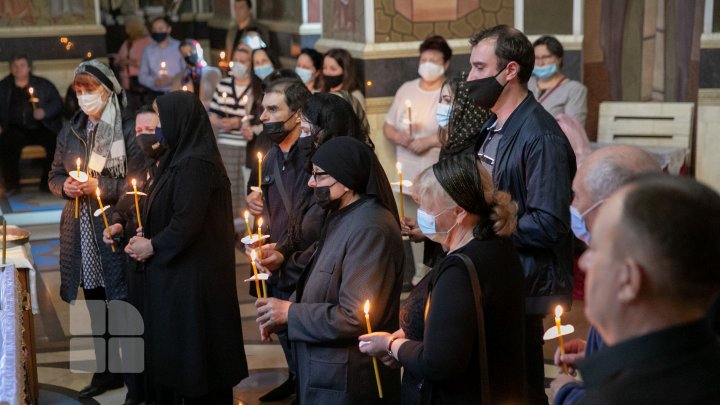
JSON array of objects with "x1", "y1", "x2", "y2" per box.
[
  {"x1": 222, "y1": 91, "x2": 227, "y2": 98},
  {"x1": 242, "y1": 95, "x2": 248, "y2": 103},
  {"x1": 405, "y1": 99, "x2": 412, "y2": 108},
  {"x1": 258, "y1": 217, "x2": 263, "y2": 228},
  {"x1": 251, "y1": 248, "x2": 257, "y2": 262},
  {"x1": 86, "y1": 51, "x2": 92, "y2": 59},
  {"x1": 95, "y1": 188, "x2": 101, "y2": 197},
  {"x1": 555, "y1": 305, "x2": 563, "y2": 318},
  {"x1": 220, "y1": 51, "x2": 226, "y2": 60},
  {"x1": 29, "y1": 87, "x2": 34, "y2": 95},
  {"x1": 60, "y1": 37, "x2": 68, "y2": 44},
  {"x1": 396, "y1": 162, "x2": 402, "y2": 173},
  {"x1": 364, "y1": 300, "x2": 370, "y2": 315},
  {"x1": 182, "y1": 85, "x2": 188, "y2": 91},
  {"x1": 131, "y1": 178, "x2": 137, "y2": 187},
  {"x1": 257, "y1": 152, "x2": 263, "y2": 161},
  {"x1": 244, "y1": 210, "x2": 250, "y2": 220},
  {"x1": 76, "y1": 158, "x2": 81, "y2": 166},
  {"x1": 160, "y1": 61, "x2": 166, "y2": 68},
  {"x1": 229, "y1": 61, "x2": 234, "y2": 68},
  {"x1": 366, "y1": 80, "x2": 373, "y2": 87}
]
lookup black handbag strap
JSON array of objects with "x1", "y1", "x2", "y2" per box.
[
  {"x1": 453, "y1": 253, "x2": 491, "y2": 405},
  {"x1": 271, "y1": 156, "x2": 293, "y2": 215}
]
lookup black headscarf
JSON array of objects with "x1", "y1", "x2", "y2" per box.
[
  {"x1": 155, "y1": 91, "x2": 226, "y2": 177},
  {"x1": 312, "y1": 136, "x2": 400, "y2": 226},
  {"x1": 440, "y1": 72, "x2": 491, "y2": 158}
]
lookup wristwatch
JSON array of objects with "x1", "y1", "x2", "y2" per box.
[{"x1": 387, "y1": 336, "x2": 399, "y2": 357}]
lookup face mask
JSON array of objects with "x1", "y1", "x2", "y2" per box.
[
  {"x1": 151, "y1": 32, "x2": 168, "y2": 43},
  {"x1": 314, "y1": 183, "x2": 342, "y2": 211},
  {"x1": 570, "y1": 200, "x2": 603, "y2": 244},
  {"x1": 533, "y1": 63, "x2": 557, "y2": 80},
  {"x1": 295, "y1": 67, "x2": 314, "y2": 84},
  {"x1": 263, "y1": 112, "x2": 298, "y2": 144},
  {"x1": 435, "y1": 103, "x2": 452, "y2": 128},
  {"x1": 418, "y1": 61, "x2": 445, "y2": 82},
  {"x1": 136, "y1": 133, "x2": 165, "y2": 160},
  {"x1": 230, "y1": 62, "x2": 248, "y2": 78},
  {"x1": 254, "y1": 64, "x2": 274, "y2": 80},
  {"x1": 417, "y1": 207, "x2": 458, "y2": 243},
  {"x1": 78, "y1": 92, "x2": 106, "y2": 116},
  {"x1": 184, "y1": 54, "x2": 199, "y2": 66},
  {"x1": 323, "y1": 73, "x2": 343, "y2": 89},
  {"x1": 467, "y1": 69, "x2": 507, "y2": 109}
]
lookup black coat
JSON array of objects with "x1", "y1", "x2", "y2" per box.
[
  {"x1": 398, "y1": 237, "x2": 527, "y2": 405},
  {"x1": 143, "y1": 91, "x2": 248, "y2": 397},
  {"x1": 0, "y1": 73, "x2": 63, "y2": 134},
  {"x1": 48, "y1": 111, "x2": 144, "y2": 303},
  {"x1": 475, "y1": 94, "x2": 576, "y2": 314}
]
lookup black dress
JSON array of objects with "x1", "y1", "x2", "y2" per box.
[{"x1": 143, "y1": 92, "x2": 248, "y2": 398}]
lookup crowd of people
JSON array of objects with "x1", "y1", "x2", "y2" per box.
[{"x1": 2, "y1": 3, "x2": 720, "y2": 404}]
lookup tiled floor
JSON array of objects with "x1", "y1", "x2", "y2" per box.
[{"x1": 6, "y1": 187, "x2": 590, "y2": 405}]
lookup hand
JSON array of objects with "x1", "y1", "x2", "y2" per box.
[
  {"x1": 379, "y1": 352, "x2": 401, "y2": 368},
  {"x1": 103, "y1": 223, "x2": 123, "y2": 245},
  {"x1": 240, "y1": 122, "x2": 254, "y2": 140},
  {"x1": 401, "y1": 216, "x2": 426, "y2": 242},
  {"x1": 408, "y1": 136, "x2": 434, "y2": 154},
  {"x1": 358, "y1": 332, "x2": 392, "y2": 358},
  {"x1": 258, "y1": 245, "x2": 285, "y2": 272},
  {"x1": 78, "y1": 177, "x2": 99, "y2": 195},
  {"x1": 33, "y1": 107, "x2": 45, "y2": 121},
  {"x1": 63, "y1": 177, "x2": 83, "y2": 198},
  {"x1": 256, "y1": 297, "x2": 291, "y2": 334},
  {"x1": 260, "y1": 325, "x2": 274, "y2": 342},
  {"x1": 549, "y1": 373, "x2": 578, "y2": 401},
  {"x1": 554, "y1": 338, "x2": 586, "y2": 375},
  {"x1": 219, "y1": 117, "x2": 237, "y2": 132},
  {"x1": 246, "y1": 191, "x2": 263, "y2": 216},
  {"x1": 154, "y1": 76, "x2": 172, "y2": 88},
  {"x1": 125, "y1": 236, "x2": 154, "y2": 262},
  {"x1": 396, "y1": 130, "x2": 413, "y2": 147}
]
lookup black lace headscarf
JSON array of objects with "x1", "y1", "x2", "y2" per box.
[{"x1": 439, "y1": 72, "x2": 492, "y2": 159}]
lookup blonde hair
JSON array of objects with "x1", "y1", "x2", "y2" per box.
[{"x1": 125, "y1": 15, "x2": 149, "y2": 41}]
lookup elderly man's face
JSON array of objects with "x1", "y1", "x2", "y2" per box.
[
  {"x1": 572, "y1": 163, "x2": 602, "y2": 232},
  {"x1": 579, "y1": 189, "x2": 627, "y2": 342}
]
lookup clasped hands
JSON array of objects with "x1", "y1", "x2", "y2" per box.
[
  {"x1": 63, "y1": 175, "x2": 98, "y2": 198},
  {"x1": 102, "y1": 223, "x2": 154, "y2": 261}
]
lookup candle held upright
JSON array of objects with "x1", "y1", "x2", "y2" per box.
[
  {"x1": 131, "y1": 179, "x2": 142, "y2": 228},
  {"x1": 396, "y1": 162, "x2": 404, "y2": 220},
  {"x1": 75, "y1": 158, "x2": 81, "y2": 219},
  {"x1": 363, "y1": 300, "x2": 384, "y2": 398},
  {"x1": 555, "y1": 305, "x2": 568, "y2": 374},
  {"x1": 95, "y1": 188, "x2": 115, "y2": 252}
]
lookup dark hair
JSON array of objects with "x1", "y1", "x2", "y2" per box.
[
  {"x1": 420, "y1": 35, "x2": 452, "y2": 62},
  {"x1": 469, "y1": 24, "x2": 534, "y2": 84},
  {"x1": 136, "y1": 104, "x2": 156, "y2": 115},
  {"x1": 322, "y1": 48, "x2": 361, "y2": 94},
  {"x1": 299, "y1": 48, "x2": 323, "y2": 71},
  {"x1": 438, "y1": 72, "x2": 491, "y2": 157},
  {"x1": 262, "y1": 68, "x2": 301, "y2": 91},
  {"x1": 302, "y1": 93, "x2": 372, "y2": 149},
  {"x1": 9, "y1": 54, "x2": 31, "y2": 68},
  {"x1": 252, "y1": 47, "x2": 280, "y2": 70},
  {"x1": 266, "y1": 77, "x2": 311, "y2": 112},
  {"x1": 619, "y1": 174, "x2": 720, "y2": 308},
  {"x1": 234, "y1": 0, "x2": 252, "y2": 7},
  {"x1": 150, "y1": 16, "x2": 171, "y2": 28},
  {"x1": 533, "y1": 35, "x2": 564, "y2": 67}
]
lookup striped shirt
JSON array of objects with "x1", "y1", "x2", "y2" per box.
[{"x1": 209, "y1": 77, "x2": 252, "y2": 119}]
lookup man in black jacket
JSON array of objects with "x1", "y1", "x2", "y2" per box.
[
  {"x1": 0, "y1": 54, "x2": 63, "y2": 193},
  {"x1": 577, "y1": 174, "x2": 720, "y2": 404},
  {"x1": 466, "y1": 25, "x2": 576, "y2": 404}
]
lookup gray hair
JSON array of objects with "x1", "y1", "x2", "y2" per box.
[
  {"x1": 413, "y1": 166, "x2": 456, "y2": 211},
  {"x1": 584, "y1": 146, "x2": 661, "y2": 202}
]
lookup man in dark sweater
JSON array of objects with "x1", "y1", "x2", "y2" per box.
[
  {"x1": 0, "y1": 54, "x2": 63, "y2": 193},
  {"x1": 577, "y1": 174, "x2": 720, "y2": 404}
]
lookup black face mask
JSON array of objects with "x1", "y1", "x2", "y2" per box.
[
  {"x1": 263, "y1": 112, "x2": 298, "y2": 144},
  {"x1": 314, "y1": 184, "x2": 343, "y2": 211},
  {"x1": 151, "y1": 32, "x2": 168, "y2": 43},
  {"x1": 467, "y1": 69, "x2": 507, "y2": 109},
  {"x1": 184, "y1": 54, "x2": 199, "y2": 66},
  {"x1": 323, "y1": 74, "x2": 343, "y2": 89},
  {"x1": 136, "y1": 133, "x2": 166, "y2": 160}
]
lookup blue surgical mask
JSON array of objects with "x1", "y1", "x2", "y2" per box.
[
  {"x1": 295, "y1": 67, "x2": 314, "y2": 84},
  {"x1": 570, "y1": 200, "x2": 603, "y2": 244},
  {"x1": 254, "y1": 64, "x2": 274, "y2": 80},
  {"x1": 533, "y1": 63, "x2": 558, "y2": 80},
  {"x1": 417, "y1": 207, "x2": 458, "y2": 243},
  {"x1": 435, "y1": 103, "x2": 451, "y2": 128}
]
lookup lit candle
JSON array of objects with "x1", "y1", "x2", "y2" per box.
[
  {"x1": 257, "y1": 217, "x2": 264, "y2": 260},
  {"x1": 250, "y1": 249, "x2": 265, "y2": 298},
  {"x1": 131, "y1": 179, "x2": 142, "y2": 228},
  {"x1": 182, "y1": 85, "x2": 188, "y2": 92},
  {"x1": 95, "y1": 188, "x2": 115, "y2": 253},
  {"x1": 159, "y1": 61, "x2": 167, "y2": 77},
  {"x1": 363, "y1": 300, "x2": 384, "y2": 398},
  {"x1": 86, "y1": 51, "x2": 93, "y2": 59},
  {"x1": 555, "y1": 305, "x2": 569, "y2": 374},
  {"x1": 405, "y1": 99, "x2": 413, "y2": 139},
  {"x1": 222, "y1": 91, "x2": 228, "y2": 117},
  {"x1": 2, "y1": 217, "x2": 6, "y2": 265},
  {"x1": 75, "y1": 158, "x2": 81, "y2": 219},
  {"x1": 243, "y1": 210, "x2": 253, "y2": 237},
  {"x1": 241, "y1": 94, "x2": 249, "y2": 106},
  {"x1": 257, "y1": 152, "x2": 263, "y2": 190},
  {"x1": 396, "y1": 162, "x2": 404, "y2": 221},
  {"x1": 28, "y1": 87, "x2": 36, "y2": 109},
  {"x1": 219, "y1": 51, "x2": 227, "y2": 68}
]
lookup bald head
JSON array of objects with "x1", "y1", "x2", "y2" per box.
[{"x1": 573, "y1": 145, "x2": 660, "y2": 230}]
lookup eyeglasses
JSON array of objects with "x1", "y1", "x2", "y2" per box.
[{"x1": 311, "y1": 171, "x2": 329, "y2": 182}]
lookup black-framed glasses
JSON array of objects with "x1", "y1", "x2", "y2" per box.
[{"x1": 312, "y1": 171, "x2": 329, "y2": 182}]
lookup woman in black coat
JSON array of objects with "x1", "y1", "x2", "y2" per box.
[
  {"x1": 359, "y1": 154, "x2": 527, "y2": 404},
  {"x1": 125, "y1": 91, "x2": 248, "y2": 404}
]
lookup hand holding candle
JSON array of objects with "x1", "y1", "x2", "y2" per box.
[
  {"x1": 364, "y1": 300, "x2": 384, "y2": 398},
  {"x1": 28, "y1": 87, "x2": 37, "y2": 109},
  {"x1": 131, "y1": 179, "x2": 143, "y2": 228},
  {"x1": 554, "y1": 305, "x2": 569, "y2": 374},
  {"x1": 95, "y1": 188, "x2": 115, "y2": 253},
  {"x1": 250, "y1": 249, "x2": 266, "y2": 298},
  {"x1": 75, "y1": 158, "x2": 81, "y2": 219},
  {"x1": 405, "y1": 99, "x2": 413, "y2": 139}
]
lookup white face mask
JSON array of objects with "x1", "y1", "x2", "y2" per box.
[
  {"x1": 230, "y1": 61, "x2": 248, "y2": 79},
  {"x1": 418, "y1": 61, "x2": 445, "y2": 82},
  {"x1": 78, "y1": 91, "x2": 106, "y2": 116}
]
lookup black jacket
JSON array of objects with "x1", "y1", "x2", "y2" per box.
[
  {"x1": 49, "y1": 111, "x2": 144, "y2": 302},
  {"x1": 475, "y1": 94, "x2": 576, "y2": 314},
  {"x1": 0, "y1": 73, "x2": 63, "y2": 134}
]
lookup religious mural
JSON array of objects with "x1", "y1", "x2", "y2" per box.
[
  {"x1": 0, "y1": 0, "x2": 95, "y2": 26},
  {"x1": 323, "y1": 0, "x2": 364, "y2": 42}
]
